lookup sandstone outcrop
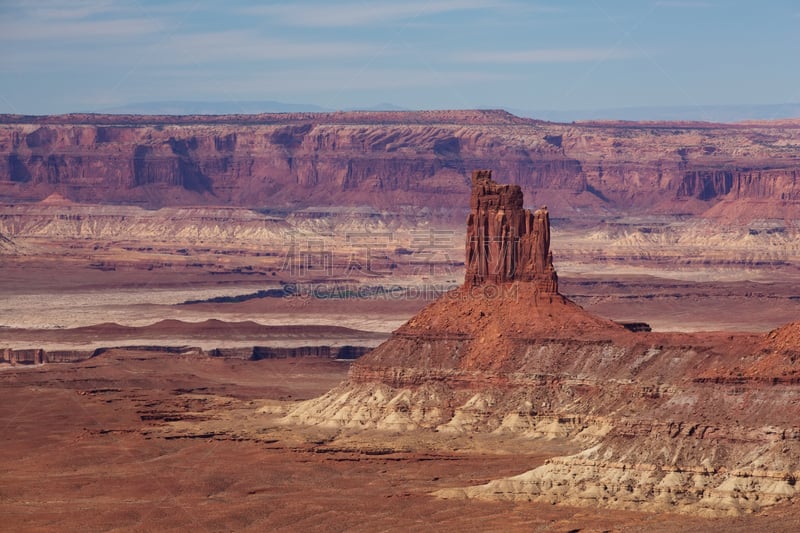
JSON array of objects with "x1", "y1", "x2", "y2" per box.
[
  {"x1": 1, "y1": 347, "x2": 109, "y2": 364},
  {"x1": 2, "y1": 111, "x2": 799, "y2": 222},
  {"x1": 0, "y1": 320, "x2": 379, "y2": 365},
  {"x1": 0, "y1": 344, "x2": 371, "y2": 366},
  {"x1": 283, "y1": 171, "x2": 800, "y2": 516},
  {"x1": 465, "y1": 170, "x2": 557, "y2": 292},
  {"x1": 207, "y1": 345, "x2": 370, "y2": 360}
]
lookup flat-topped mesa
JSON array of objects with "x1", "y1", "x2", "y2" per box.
[{"x1": 465, "y1": 170, "x2": 558, "y2": 293}]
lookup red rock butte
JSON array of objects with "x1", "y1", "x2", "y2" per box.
[
  {"x1": 465, "y1": 169, "x2": 558, "y2": 294},
  {"x1": 343, "y1": 171, "x2": 618, "y2": 376},
  {"x1": 285, "y1": 171, "x2": 800, "y2": 516}
]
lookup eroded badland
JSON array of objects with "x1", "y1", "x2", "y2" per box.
[{"x1": 2, "y1": 111, "x2": 800, "y2": 531}]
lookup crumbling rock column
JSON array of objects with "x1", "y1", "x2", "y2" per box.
[{"x1": 465, "y1": 170, "x2": 558, "y2": 293}]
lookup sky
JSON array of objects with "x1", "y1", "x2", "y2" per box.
[{"x1": 0, "y1": 0, "x2": 798, "y2": 115}]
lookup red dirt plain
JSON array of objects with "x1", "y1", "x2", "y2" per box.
[{"x1": 3, "y1": 350, "x2": 800, "y2": 532}]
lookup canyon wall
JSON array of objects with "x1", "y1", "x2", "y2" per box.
[
  {"x1": 1, "y1": 344, "x2": 370, "y2": 365},
  {"x1": 208, "y1": 345, "x2": 370, "y2": 360},
  {"x1": 2, "y1": 111, "x2": 799, "y2": 221}
]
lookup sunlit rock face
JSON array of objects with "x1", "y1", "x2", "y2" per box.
[{"x1": 465, "y1": 169, "x2": 557, "y2": 293}]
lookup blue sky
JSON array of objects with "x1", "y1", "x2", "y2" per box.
[{"x1": 0, "y1": 0, "x2": 798, "y2": 114}]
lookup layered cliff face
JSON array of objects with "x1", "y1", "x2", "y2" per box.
[
  {"x1": 1, "y1": 111, "x2": 799, "y2": 222},
  {"x1": 283, "y1": 171, "x2": 800, "y2": 516},
  {"x1": 0, "y1": 111, "x2": 587, "y2": 212}
]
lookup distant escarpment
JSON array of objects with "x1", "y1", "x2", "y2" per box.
[
  {"x1": 1, "y1": 110, "x2": 799, "y2": 221},
  {"x1": 0, "y1": 320, "x2": 379, "y2": 365},
  {"x1": 1, "y1": 344, "x2": 368, "y2": 366},
  {"x1": 284, "y1": 171, "x2": 800, "y2": 516}
]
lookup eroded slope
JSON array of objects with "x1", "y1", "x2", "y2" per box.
[{"x1": 284, "y1": 171, "x2": 800, "y2": 516}]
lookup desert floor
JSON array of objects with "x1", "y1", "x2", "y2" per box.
[
  {"x1": 3, "y1": 262, "x2": 800, "y2": 531},
  {"x1": 2, "y1": 349, "x2": 800, "y2": 532}
]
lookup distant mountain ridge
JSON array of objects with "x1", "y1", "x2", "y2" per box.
[
  {"x1": 100, "y1": 100, "x2": 407, "y2": 115},
  {"x1": 511, "y1": 102, "x2": 800, "y2": 123},
  {"x1": 98, "y1": 100, "x2": 800, "y2": 122},
  {"x1": 100, "y1": 100, "x2": 328, "y2": 115}
]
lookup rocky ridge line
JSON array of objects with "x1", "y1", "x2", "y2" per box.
[{"x1": 2, "y1": 110, "x2": 799, "y2": 222}]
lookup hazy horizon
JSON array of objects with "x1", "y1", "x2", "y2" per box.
[
  {"x1": 88, "y1": 99, "x2": 800, "y2": 123},
  {"x1": 1, "y1": 1, "x2": 798, "y2": 116}
]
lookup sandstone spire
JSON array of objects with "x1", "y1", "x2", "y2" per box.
[{"x1": 465, "y1": 170, "x2": 558, "y2": 293}]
